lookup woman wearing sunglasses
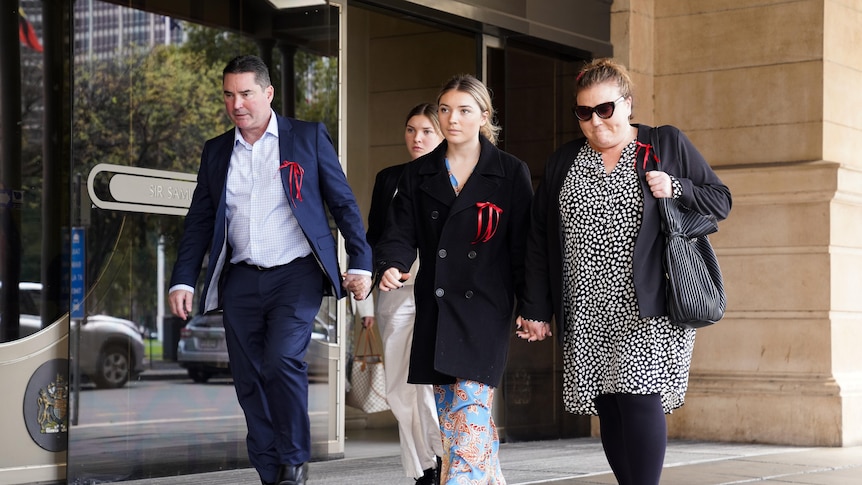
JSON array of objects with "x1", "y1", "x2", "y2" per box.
[{"x1": 516, "y1": 58, "x2": 731, "y2": 484}]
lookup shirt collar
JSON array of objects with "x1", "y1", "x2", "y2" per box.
[{"x1": 233, "y1": 109, "x2": 279, "y2": 148}]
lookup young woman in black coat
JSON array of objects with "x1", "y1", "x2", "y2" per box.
[{"x1": 375, "y1": 74, "x2": 533, "y2": 485}]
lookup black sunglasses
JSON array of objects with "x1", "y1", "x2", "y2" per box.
[{"x1": 572, "y1": 96, "x2": 625, "y2": 121}]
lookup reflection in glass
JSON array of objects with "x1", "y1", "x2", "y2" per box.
[{"x1": 61, "y1": 1, "x2": 342, "y2": 481}]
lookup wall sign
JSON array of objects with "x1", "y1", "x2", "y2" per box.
[{"x1": 87, "y1": 163, "x2": 197, "y2": 216}]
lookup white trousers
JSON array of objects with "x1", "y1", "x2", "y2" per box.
[{"x1": 377, "y1": 286, "x2": 444, "y2": 478}]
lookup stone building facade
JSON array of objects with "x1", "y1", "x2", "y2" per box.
[{"x1": 610, "y1": 0, "x2": 862, "y2": 446}]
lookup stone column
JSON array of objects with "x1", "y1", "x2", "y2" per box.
[{"x1": 611, "y1": 0, "x2": 862, "y2": 446}]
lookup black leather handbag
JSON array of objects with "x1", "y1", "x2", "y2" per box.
[{"x1": 651, "y1": 129, "x2": 726, "y2": 329}]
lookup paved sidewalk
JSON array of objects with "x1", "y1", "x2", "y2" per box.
[
  {"x1": 133, "y1": 364, "x2": 862, "y2": 484},
  {"x1": 120, "y1": 437, "x2": 862, "y2": 485}
]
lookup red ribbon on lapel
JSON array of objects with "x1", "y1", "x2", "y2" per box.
[
  {"x1": 635, "y1": 141, "x2": 661, "y2": 170},
  {"x1": 473, "y1": 201, "x2": 503, "y2": 244},
  {"x1": 278, "y1": 160, "x2": 304, "y2": 206}
]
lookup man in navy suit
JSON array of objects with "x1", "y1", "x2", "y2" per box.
[{"x1": 169, "y1": 55, "x2": 372, "y2": 485}]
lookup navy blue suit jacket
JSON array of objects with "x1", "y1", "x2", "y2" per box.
[{"x1": 170, "y1": 114, "x2": 372, "y2": 314}]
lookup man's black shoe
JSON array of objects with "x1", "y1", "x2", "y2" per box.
[{"x1": 276, "y1": 462, "x2": 308, "y2": 485}]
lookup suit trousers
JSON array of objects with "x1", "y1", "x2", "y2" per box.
[
  {"x1": 377, "y1": 287, "x2": 443, "y2": 478},
  {"x1": 222, "y1": 256, "x2": 324, "y2": 483}
]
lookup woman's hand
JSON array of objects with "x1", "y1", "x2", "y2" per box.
[
  {"x1": 515, "y1": 316, "x2": 552, "y2": 342},
  {"x1": 646, "y1": 170, "x2": 673, "y2": 198},
  {"x1": 360, "y1": 316, "x2": 375, "y2": 329},
  {"x1": 378, "y1": 267, "x2": 411, "y2": 291}
]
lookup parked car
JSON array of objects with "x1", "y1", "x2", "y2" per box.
[
  {"x1": 17, "y1": 282, "x2": 147, "y2": 389},
  {"x1": 176, "y1": 312, "x2": 229, "y2": 383},
  {"x1": 177, "y1": 310, "x2": 333, "y2": 383}
]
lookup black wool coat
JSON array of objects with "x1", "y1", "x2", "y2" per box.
[
  {"x1": 374, "y1": 136, "x2": 533, "y2": 387},
  {"x1": 366, "y1": 163, "x2": 406, "y2": 249}
]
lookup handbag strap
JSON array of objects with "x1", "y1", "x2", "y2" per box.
[
  {"x1": 354, "y1": 327, "x2": 382, "y2": 358},
  {"x1": 649, "y1": 126, "x2": 720, "y2": 235},
  {"x1": 648, "y1": 126, "x2": 679, "y2": 236},
  {"x1": 648, "y1": 126, "x2": 663, "y2": 173}
]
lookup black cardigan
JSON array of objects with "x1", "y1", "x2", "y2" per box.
[{"x1": 519, "y1": 124, "x2": 732, "y2": 342}]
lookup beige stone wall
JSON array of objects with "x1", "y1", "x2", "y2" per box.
[
  {"x1": 611, "y1": 0, "x2": 655, "y2": 124},
  {"x1": 823, "y1": 0, "x2": 862, "y2": 445},
  {"x1": 611, "y1": 0, "x2": 862, "y2": 445}
]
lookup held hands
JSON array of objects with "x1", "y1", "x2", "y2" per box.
[
  {"x1": 378, "y1": 267, "x2": 411, "y2": 292},
  {"x1": 515, "y1": 316, "x2": 552, "y2": 342},
  {"x1": 646, "y1": 171, "x2": 673, "y2": 199},
  {"x1": 342, "y1": 273, "x2": 372, "y2": 300}
]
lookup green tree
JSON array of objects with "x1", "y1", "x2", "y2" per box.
[
  {"x1": 74, "y1": 46, "x2": 227, "y2": 174},
  {"x1": 73, "y1": 45, "x2": 228, "y2": 321},
  {"x1": 180, "y1": 23, "x2": 282, "y2": 114},
  {"x1": 181, "y1": 22, "x2": 338, "y2": 137},
  {"x1": 180, "y1": 23, "x2": 258, "y2": 71},
  {"x1": 295, "y1": 51, "x2": 338, "y2": 142}
]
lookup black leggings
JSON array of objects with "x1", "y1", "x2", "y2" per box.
[{"x1": 594, "y1": 393, "x2": 666, "y2": 485}]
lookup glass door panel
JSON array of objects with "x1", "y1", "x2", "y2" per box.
[
  {"x1": 487, "y1": 39, "x2": 592, "y2": 441},
  {"x1": 65, "y1": 1, "x2": 344, "y2": 481}
]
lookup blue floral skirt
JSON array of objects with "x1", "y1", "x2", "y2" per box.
[{"x1": 434, "y1": 380, "x2": 505, "y2": 485}]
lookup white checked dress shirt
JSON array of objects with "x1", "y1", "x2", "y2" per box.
[
  {"x1": 226, "y1": 110, "x2": 312, "y2": 267},
  {"x1": 169, "y1": 110, "x2": 369, "y2": 296}
]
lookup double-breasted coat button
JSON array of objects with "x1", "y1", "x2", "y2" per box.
[
  {"x1": 467, "y1": 250, "x2": 477, "y2": 259},
  {"x1": 438, "y1": 249, "x2": 447, "y2": 258},
  {"x1": 435, "y1": 288, "x2": 445, "y2": 297},
  {"x1": 430, "y1": 210, "x2": 439, "y2": 220},
  {"x1": 465, "y1": 290, "x2": 474, "y2": 299}
]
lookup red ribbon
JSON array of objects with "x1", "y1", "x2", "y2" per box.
[
  {"x1": 278, "y1": 160, "x2": 304, "y2": 206},
  {"x1": 473, "y1": 201, "x2": 503, "y2": 244},
  {"x1": 635, "y1": 141, "x2": 661, "y2": 170}
]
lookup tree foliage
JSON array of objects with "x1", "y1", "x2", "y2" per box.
[
  {"x1": 74, "y1": 45, "x2": 228, "y2": 174},
  {"x1": 179, "y1": 23, "x2": 258, "y2": 70},
  {"x1": 295, "y1": 52, "x2": 338, "y2": 142},
  {"x1": 180, "y1": 23, "x2": 282, "y2": 115},
  {"x1": 72, "y1": 45, "x2": 229, "y2": 321}
]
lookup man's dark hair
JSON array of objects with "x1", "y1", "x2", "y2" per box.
[{"x1": 223, "y1": 55, "x2": 271, "y2": 89}]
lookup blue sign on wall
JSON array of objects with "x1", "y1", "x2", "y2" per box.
[{"x1": 70, "y1": 227, "x2": 85, "y2": 319}]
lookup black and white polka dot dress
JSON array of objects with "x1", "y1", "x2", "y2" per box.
[{"x1": 559, "y1": 140, "x2": 696, "y2": 415}]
